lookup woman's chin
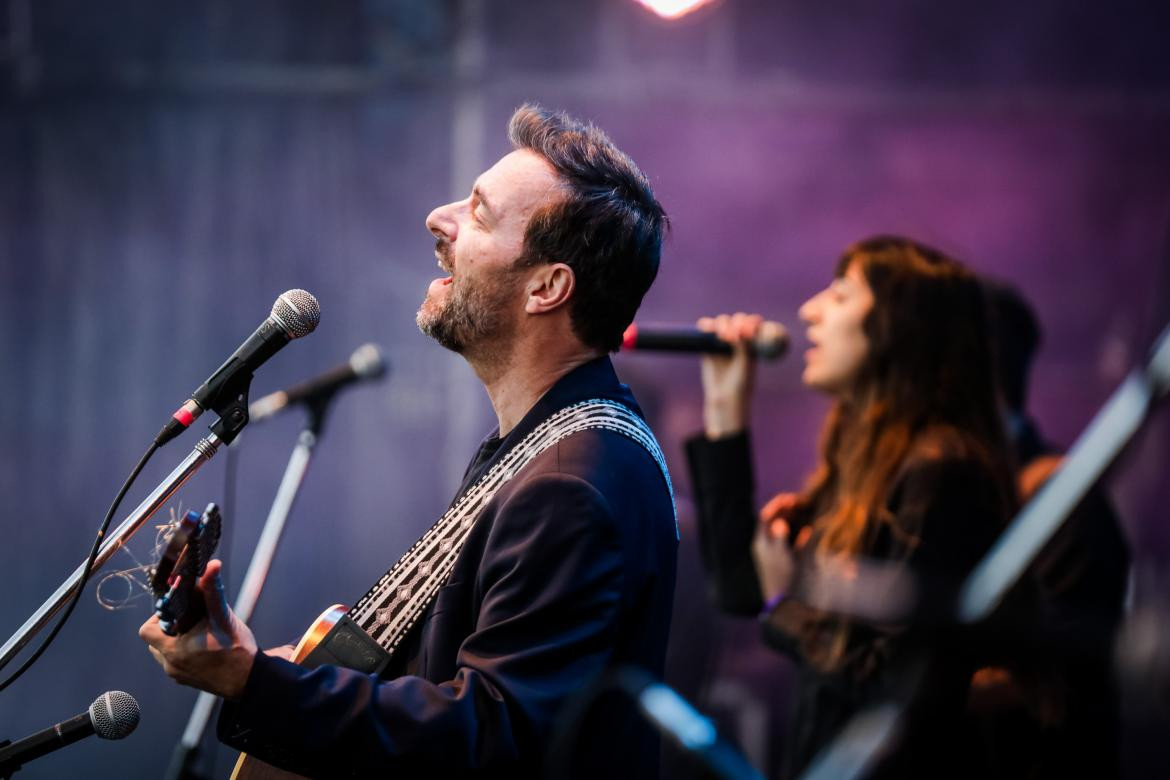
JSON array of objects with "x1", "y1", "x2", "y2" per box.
[{"x1": 802, "y1": 370, "x2": 841, "y2": 397}]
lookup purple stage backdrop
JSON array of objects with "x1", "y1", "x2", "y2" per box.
[{"x1": 1, "y1": 1, "x2": 1168, "y2": 777}]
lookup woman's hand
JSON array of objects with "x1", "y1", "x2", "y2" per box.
[
  {"x1": 753, "y1": 514, "x2": 796, "y2": 604},
  {"x1": 753, "y1": 492, "x2": 804, "y2": 604},
  {"x1": 698, "y1": 312, "x2": 764, "y2": 439}
]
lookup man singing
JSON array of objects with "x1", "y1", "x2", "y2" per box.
[{"x1": 140, "y1": 105, "x2": 677, "y2": 778}]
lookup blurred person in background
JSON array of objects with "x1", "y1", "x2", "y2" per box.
[
  {"x1": 685, "y1": 236, "x2": 1018, "y2": 778},
  {"x1": 965, "y1": 281, "x2": 1130, "y2": 779}
]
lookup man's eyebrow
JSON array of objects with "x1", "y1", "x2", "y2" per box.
[{"x1": 472, "y1": 185, "x2": 495, "y2": 217}]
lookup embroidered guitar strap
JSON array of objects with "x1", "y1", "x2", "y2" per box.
[{"x1": 345, "y1": 399, "x2": 675, "y2": 662}]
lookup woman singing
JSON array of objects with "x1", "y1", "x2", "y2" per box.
[{"x1": 686, "y1": 236, "x2": 1017, "y2": 778}]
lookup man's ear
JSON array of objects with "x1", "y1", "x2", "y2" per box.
[{"x1": 524, "y1": 262, "x2": 575, "y2": 315}]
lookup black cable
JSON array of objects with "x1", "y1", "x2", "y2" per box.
[{"x1": 0, "y1": 441, "x2": 160, "y2": 693}]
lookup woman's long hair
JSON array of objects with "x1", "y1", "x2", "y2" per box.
[{"x1": 795, "y1": 235, "x2": 1015, "y2": 577}]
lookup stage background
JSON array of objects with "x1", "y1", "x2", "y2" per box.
[{"x1": 1, "y1": 1, "x2": 1168, "y2": 776}]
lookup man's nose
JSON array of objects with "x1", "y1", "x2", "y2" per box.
[{"x1": 425, "y1": 202, "x2": 458, "y2": 241}]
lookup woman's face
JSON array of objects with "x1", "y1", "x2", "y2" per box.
[{"x1": 798, "y1": 261, "x2": 875, "y2": 397}]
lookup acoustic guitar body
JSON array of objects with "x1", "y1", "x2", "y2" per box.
[{"x1": 230, "y1": 604, "x2": 348, "y2": 780}]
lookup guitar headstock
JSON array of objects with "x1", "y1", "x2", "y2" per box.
[{"x1": 150, "y1": 502, "x2": 223, "y2": 636}]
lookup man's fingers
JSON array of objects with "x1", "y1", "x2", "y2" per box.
[
  {"x1": 265, "y1": 644, "x2": 297, "y2": 662},
  {"x1": 145, "y1": 645, "x2": 188, "y2": 684},
  {"x1": 198, "y1": 559, "x2": 235, "y2": 634},
  {"x1": 139, "y1": 614, "x2": 167, "y2": 645}
]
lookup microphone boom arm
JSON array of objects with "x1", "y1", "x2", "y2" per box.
[
  {"x1": 0, "y1": 362, "x2": 260, "y2": 670},
  {"x1": 0, "y1": 432, "x2": 226, "y2": 671}
]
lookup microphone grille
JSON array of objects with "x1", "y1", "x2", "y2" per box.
[
  {"x1": 349, "y1": 343, "x2": 388, "y2": 380},
  {"x1": 756, "y1": 321, "x2": 789, "y2": 360},
  {"x1": 271, "y1": 289, "x2": 321, "y2": 339},
  {"x1": 88, "y1": 691, "x2": 140, "y2": 740}
]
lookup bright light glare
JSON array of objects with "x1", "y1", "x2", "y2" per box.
[{"x1": 634, "y1": 0, "x2": 716, "y2": 21}]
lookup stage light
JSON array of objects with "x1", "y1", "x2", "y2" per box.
[{"x1": 634, "y1": 0, "x2": 716, "y2": 21}]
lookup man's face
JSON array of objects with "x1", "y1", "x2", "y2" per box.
[{"x1": 417, "y1": 149, "x2": 564, "y2": 355}]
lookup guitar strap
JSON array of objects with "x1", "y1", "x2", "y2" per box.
[{"x1": 306, "y1": 399, "x2": 675, "y2": 674}]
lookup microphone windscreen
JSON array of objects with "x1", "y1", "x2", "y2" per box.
[
  {"x1": 88, "y1": 691, "x2": 140, "y2": 740},
  {"x1": 350, "y1": 343, "x2": 388, "y2": 380},
  {"x1": 271, "y1": 290, "x2": 321, "y2": 339},
  {"x1": 755, "y1": 320, "x2": 789, "y2": 359}
]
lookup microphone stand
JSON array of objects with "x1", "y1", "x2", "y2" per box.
[
  {"x1": 548, "y1": 666, "x2": 764, "y2": 780},
  {"x1": 0, "y1": 378, "x2": 253, "y2": 690},
  {"x1": 164, "y1": 397, "x2": 332, "y2": 780}
]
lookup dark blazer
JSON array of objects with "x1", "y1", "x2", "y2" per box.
[{"x1": 219, "y1": 358, "x2": 678, "y2": 778}]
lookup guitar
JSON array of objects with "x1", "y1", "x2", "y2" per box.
[
  {"x1": 151, "y1": 503, "x2": 222, "y2": 636},
  {"x1": 149, "y1": 503, "x2": 384, "y2": 778},
  {"x1": 229, "y1": 605, "x2": 348, "y2": 780}
]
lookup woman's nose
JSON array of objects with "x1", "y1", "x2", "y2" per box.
[{"x1": 798, "y1": 293, "x2": 821, "y2": 324}]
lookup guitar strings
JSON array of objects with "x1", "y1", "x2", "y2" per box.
[{"x1": 94, "y1": 504, "x2": 184, "y2": 611}]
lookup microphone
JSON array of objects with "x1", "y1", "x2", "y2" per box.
[
  {"x1": 249, "y1": 343, "x2": 388, "y2": 423},
  {"x1": 155, "y1": 290, "x2": 321, "y2": 446},
  {"x1": 0, "y1": 691, "x2": 139, "y2": 773},
  {"x1": 621, "y1": 321, "x2": 788, "y2": 361}
]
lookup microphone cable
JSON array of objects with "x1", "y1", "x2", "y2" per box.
[{"x1": 0, "y1": 442, "x2": 159, "y2": 693}]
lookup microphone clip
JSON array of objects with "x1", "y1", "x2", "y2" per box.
[
  {"x1": 205, "y1": 370, "x2": 254, "y2": 446},
  {"x1": 155, "y1": 367, "x2": 255, "y2": 448},
  {"x1": 299, "y1": 389, "x2": 340, "y2": 437}
]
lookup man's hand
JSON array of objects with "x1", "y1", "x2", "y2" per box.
[
  {"x1": 265, "y1": 644, "x2": 297, "y2": 662},
  {"x1": 139, "y1": 559, "x2": 258, "y2": 699}
]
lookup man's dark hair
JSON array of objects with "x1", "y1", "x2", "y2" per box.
[{"x1": 508, "y1": 104, "x2": 668, "y2": 353}]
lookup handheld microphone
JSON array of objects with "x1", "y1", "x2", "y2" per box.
[
  {"x1": 621, "y1": 321, "x2": 788, "y2": 361},
  {"x1": 0, "y1": 691, "x2": 139, "y2": 774},
  {"x1": 155, "y1": 290, "x2": 321, "y2": 446},
  {"x1": 249, "y1": 343, "x2": 388, "y2": 423}
]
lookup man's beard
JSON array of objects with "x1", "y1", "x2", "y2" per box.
[{"x1": 416, "y1": 270, "x2": 520, "y2": 359}]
